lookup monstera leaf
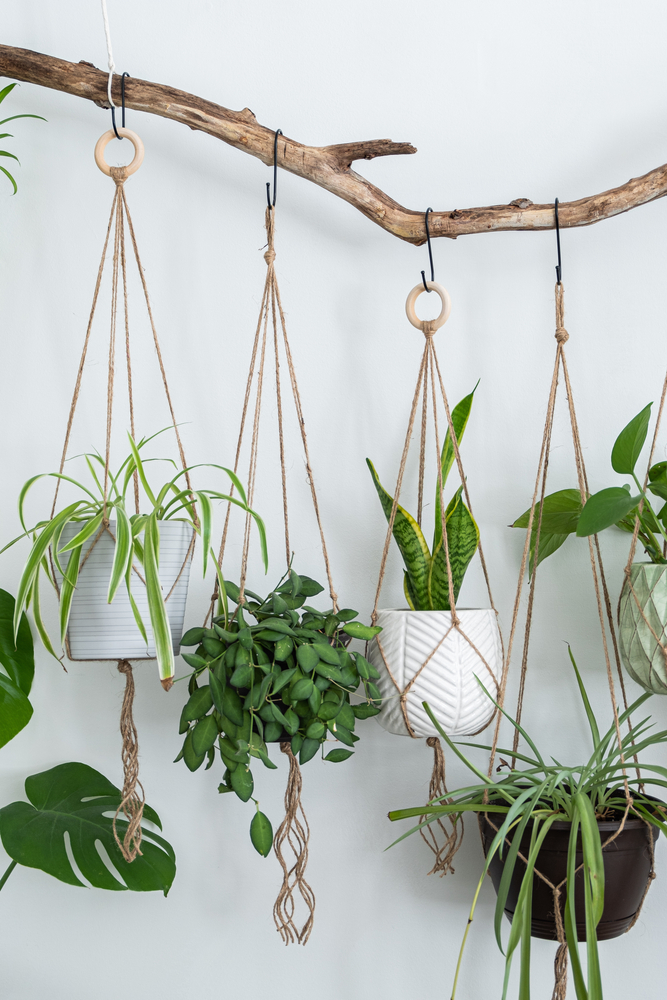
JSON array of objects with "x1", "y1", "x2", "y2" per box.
[
  {"x1": 0, "y1": 762, "x2": 176, "y2": 894},
  {"x1": 0, "y1": 589, "x2": 34, "y2": 748}
]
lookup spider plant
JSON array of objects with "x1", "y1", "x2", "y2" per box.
[
  {"x1": 388, "y1": 649, "x2": 667, "y2": 1000},
  {"x1": 0, "y1": 83, "x2": 45, "y2": 194},
  {"x1": 2, "y1": 429, "x2": 267, "y2": 687},
  {"x1": 367, "y1": 385, "x2": 479, "y2": 610}
]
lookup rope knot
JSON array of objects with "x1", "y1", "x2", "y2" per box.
[
  {"x1": 426, "y1": 736, "x2": 439, "y2": 749},
  {"x1": 109, "y1": 165, "x2": 127, "y2": 186},
  {"x1": 555, "y1": 327, "x2": 569, "y2": 344},
  {"x1": 264, "y1": 249, "x2": 276, "y2": 265},
  {"x1": 422, "y1": 321, "x2": 436, "y2": 339}
]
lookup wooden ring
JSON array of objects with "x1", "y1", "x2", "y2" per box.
[
  {"x1": 94, "y1": 128, "x2": 144, "y2": 177},
  {"x1": 405, "y1": 281, "x2": 452, "y2": 331}
]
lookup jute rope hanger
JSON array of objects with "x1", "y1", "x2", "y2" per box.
[
  {"x1": 47, "y1": 127, "x2": 196, "y2": 862},
  {"x1": 370, "y1": 268, "x2": 503, "y2": 875},
  {"x1": 204, "y1": 186, "x2": 343, "y2": 945},
  {"x1": 486, "y1": 273, "x2": 655, "y2": 1000}
]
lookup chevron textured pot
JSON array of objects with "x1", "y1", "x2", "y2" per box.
[
  {"x1": 367, "y1": 608, "x2": 502, "y2": 737},
  {"x1": 57, "y1": 519, "x2": 194, "y2": 661},
  {"x1": 619, "y1": 562, "x2": 667, "y2": 694}
]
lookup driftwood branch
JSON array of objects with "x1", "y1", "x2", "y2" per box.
[{"x1": 2, "y1": 44, "x2": 667, "y2": 244}]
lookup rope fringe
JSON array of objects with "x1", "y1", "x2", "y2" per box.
[
  {"x1": 113, "y1": 660, "x2": 145, "y2": 862},
  {"x1": 419, "y1": 737, "x2": 464, "y2": 875},
  {"x1": 273, "y1": 743, "x2": 315, "y2": 945}
]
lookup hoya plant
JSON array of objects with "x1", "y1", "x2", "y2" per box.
[
  {"x1": 175, "y1": 568, "x2": 382, "y2": 855},
  {"x1": 367, "y1": 386, "x2": 479, "y2": 610},
  {"x1": 3, "y1": 431, "x2": 266, "y2": 687},
  {"x1": 389, "y1": 652, "x2": 667, "y2": 1000},
  {"x1": 512, "y1": 403, "x2": 667, "y2": 571}
]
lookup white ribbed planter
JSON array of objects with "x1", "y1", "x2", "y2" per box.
[
  {"x1": 57, "y1": 519, "x2": 194, "y2": 661},
  {"x1": 367, "y1": 608, "x2": 502, "y2": 737}
]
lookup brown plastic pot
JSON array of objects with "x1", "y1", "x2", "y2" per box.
[{"x1": 479, "y1": 811, "x2": 659, "y2": 941}]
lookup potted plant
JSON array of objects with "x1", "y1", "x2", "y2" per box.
[
  {"x1": 175, "y1": 567, "x2": 382, "y2": 853},
  {"x1": 512, "y1": 402, "x2": 667, "y2": 693},
  {"x1": 3, "y1": 431, "x2": 266, "y2": 689},
  {"x1": 388, "y1": 650, "x2": 666, "y2": 999},
  {"x1": 366, "y1": 386, "x2": 502, "y2": 738}
]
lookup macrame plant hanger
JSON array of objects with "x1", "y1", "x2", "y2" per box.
[
  {"x1": 204, "y1": 132, "x2": 338, "y2": 945},
  {"x1": 370, "y1": 234, "x2": 503, "y2": 875},
  {"x1": 48, "y1": 126, "x2": 195, "y2": 863},
  {"x1": 485, "y1": 205, "x2": 655, "y2": 1000}
]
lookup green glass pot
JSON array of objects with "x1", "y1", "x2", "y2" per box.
[{"x1": 619, "y1": 562, "x2": 667, "y2": 694}]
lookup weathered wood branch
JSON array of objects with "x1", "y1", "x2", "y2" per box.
[{"x1": 2, "y1": 43, "x2": 667, "y2": 245}]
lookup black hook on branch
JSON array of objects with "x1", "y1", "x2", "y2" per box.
[
  {"x1": 266, "y1": 129, "x2": 284, "y2": 208},
  {"x1": 555, "y1": 197, "x2": 562, "y2": 284},
  {"x1": 110, "y1": 72, "x2": 130, "y2": 139},
  {"x1": 421, "y1": 207, "x2": 434, "y2": 292}
]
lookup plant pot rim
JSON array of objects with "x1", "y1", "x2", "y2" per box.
[
  {"x1": 376, "y1": 607, "x2": 493, "y2": 614},
  {"x1": 480, "y1": 802, "x2": 665, "y2": 834}
]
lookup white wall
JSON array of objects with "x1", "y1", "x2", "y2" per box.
[{"x1": 2, "y1": 2, "x2": 667, "y2": 997}]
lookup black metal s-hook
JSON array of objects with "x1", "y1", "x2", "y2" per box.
[
  {"x1": 266, "y1": 129, "x2": 283, "y2": 208},
  {"x1": 110, "y1": 72, "x2": 130, "y2": 139},
  {"x1": 555, "y1": 197, "x2": 562, "y2": 284},
  {"x1": 421, "y1": 207, "x2": 434, "y2": 292}
]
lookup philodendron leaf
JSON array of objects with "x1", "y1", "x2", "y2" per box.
[
  {"x1": 576, "y1": 487, "x2": 642, "y2": 537},
  {"x1": 366, "y1": 458, "x2": 432, "y2": 610},
  {"x1": 433, "y1": 384, "x2": 477, "y2": 553},
  {"x1": 610, "y1": 403, "x2": 652, "y2": 475},
  {"x1": 0, "y1": 588, "x2": 34, "y2": 695},
  {"x1": 428, "y1": 488, "x2": 479, "y2": 610},
  {"x1": 511, "y1": 489, "x2": 583, "y2": 574},
  {"x1": 0, "y1": 672, "x2": 33, "y2": 748},
  {"x1": 0, "y1": 762, "x2": 176, "y2": 894}
]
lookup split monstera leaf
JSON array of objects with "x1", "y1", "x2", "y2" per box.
[
  {"x1": 512, "y1": 403, "x2": 667, "y2": 572},
  {"x1": 367, "y1": 386, "x2": 480, "y2": 610},
  {"x1": 0, "y1": 589, "x2": 34, "y2": 749}
]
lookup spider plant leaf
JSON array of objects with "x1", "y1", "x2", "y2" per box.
[
  {"x1": 0, "y1": 150, "x2": 19, "y2": 163},
  {"x1": 611, "y1": 402, "x2": 652, "y2": 475},
  {"x1": 0, "y1": 83, "x2": 17, "y2": 104},
  {"x1": 428, "y1": 488, "x2": 479, "y2": 610},
  {"x1": 493, "y1": 800, "x2": 539, "y2": 953},
  {"x1": 57, "y1": 511, "x2": 104, "y2": 553},
  {"x1": 14, "y1": 503, "x2": 82, "y2": 638},
  {"x1": 433, "y1": 384, "x2": 477, "y2": 552},
  {"x1": 422, "y1": 702, "x2": 497, "y2": 783},
  {"x1": 125, "y1": 558, "x2": 148, "y2": 647},
  {"x1": 27, "y1": 572, "x2": 58, "y2": 662},
  {"x1": 567, "y1": 646, "x2": 599, "y2": 748},
  {"x1": 575, "y1": 791, "x2": 605, "y2": 928},
  {"x1": 193, "y1": 491, "x2": 212, "y2": 575},
  {"x1": 0, "y1": 762, "x2": 175, "y2": 894},
  {"x1": 202, "y1": 492, "x2": 269, "y2": 573},
  {"x1": 108, "y1": 506, "x2": 133, "y2": 604},
  {"x1": 181, "y1": 464, "x2": 248, "y2": 506},
  {"x1": 562, "y1": 812, "x2": 587, "y2": 999},
  {"x1": 0, "y1": 165, "x2": 17, "y2": 195},
  {"x1": 366, "y1": 458, "x2": 432, "y2": 609},
  {"x1": 127, "y1": 434, "x2": 157, "y2": 507},
  {"x1": 0, "y1": 114, "x2": 46, "y2": 125},
  {"x1": 59, "y1": 544, "x2": 82, "y2": 646},
  {"x1": 472, "y1": 680, "x2": 547, "y2": 770},
  {"x1": 144, "y1": 514, "x2": 174, "y2": 685},
  {"x1": 210, "y1": 549, "x2": 229, "y2": 626}
]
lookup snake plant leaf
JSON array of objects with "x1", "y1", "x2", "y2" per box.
[
  {"x1": 0, "y1": 672, "x2": 33, "y2": 748},
  {"x1": 0, "y1": 762, "x2": 176, "y2": 894},
  {"x1": 611, "y1": 402, "x2": 652, "y2": 475},
  {"x1": 433, "y1": 385, "x2": 478, "y2": 553},
  {"x1": 428, "y1": 488, "x2": 479, "y2": 610},
  {"x1": 576, "y1": 487, "x2": 642, "y2": 537},
  {"x1": 366, "y1": 458, "x2": 432, "y2": 610},
  {"x1": 144, "y1": 513, "x2": 174, "y2": 686},
  {"x1": 0, "y1": 589, "x2": 34, "y2": 696},
  {"x1": 403, "y1": 571, "x2": 417, "y2": 610}
]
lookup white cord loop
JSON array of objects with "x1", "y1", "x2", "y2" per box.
[{"x1": 101, "y1": 0, "x2": 116, "y2": 109}]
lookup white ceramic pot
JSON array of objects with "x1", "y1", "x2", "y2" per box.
[
  {"x1": 367, "y1": 608, "x2": 502, "y2": 738},
  {"x1": 57, "y1": 519, "x2": 194, "y2": 661}
]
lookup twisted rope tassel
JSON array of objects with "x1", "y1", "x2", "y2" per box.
[
  {"x1": 113, "y1": 660, "x2": 145, "y2": 862},
  {"x1": 419, "y1": 737, "x2": 464, "y2": 875},
  {"x1": 552, "y1": 942, "x2": 569, "y2": 1000},
  {"x1": 273, "y1": 743, "x2": 315, "y2": 945}
]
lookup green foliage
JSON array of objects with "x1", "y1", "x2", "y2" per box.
[
  {"x1": 388, "y1": 650, "x2": 667, "y2": 1000},
  {"x1": 0, "y1": 589, "x2": 34, "y2": 748},
  {"x1": 3, "y1": 430, "x2": 266, "y2": 685},
  {"x1": 177, "y1": 567, "x2": 382, "y2": 850},
  {"x1": 512, "y1": 403, "x2": 667, "y2": 571},
  {"x1": 0, "y1": 762, "x2": 176, "y2": 894},
  {"x1": 0, "y1": 83, "x2": 46, "y2": 195},
  {"x1": 367, "y1": 387, "x2": 479, "y2": 610}
]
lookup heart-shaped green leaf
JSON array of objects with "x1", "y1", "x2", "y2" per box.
[
  {"x1": 576, "y1": 488, "x2": 642, "y2": 537},
  {"x1": 611, "y1": 403, "x2": 652, "y2": 475}
]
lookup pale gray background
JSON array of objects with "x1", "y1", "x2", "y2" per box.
[{"x1": 1, "y1": 2, "x2": 666, "y2": 998}]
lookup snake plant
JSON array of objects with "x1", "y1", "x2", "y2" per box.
[
  {"x1": 513, "y1": 403, "x2": 667, "y2": 573},
  {"x1": 2, "y1": 429, "x2": 267, "y2": 688},
  {"x1": 0, "y1": 83, "x2": 45, "y2": 194},
  {"x1": 389, "y1": 649, "x2": 667, "y2": 1000},
  {"x1": 367, "y1": 386, "x2": 479, "y2": 610}
]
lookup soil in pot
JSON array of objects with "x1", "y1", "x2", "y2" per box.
[{"x1": 479, "y1": 810, "x2": 659, "y2": 941}]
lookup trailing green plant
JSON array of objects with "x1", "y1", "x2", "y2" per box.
[
  {"x1": 0, "y1": 762, "x2": 176, "y2": 895},
  {"x1": 0, "y1": 83, "x2": 45, "y2": 194},
  {"x1": 512, "y1": 403, "x2": 667, "y2": 572},
  {"x1": 2, "y1": 429, "x2": 267, "y2": 686},
  {"x1": 176, "y1": 568, "x2": 382, "y2": 854},
  {"x1": 367, "y1": 386, "x2": 479, "y2": 610},
  {"x1": 0, "y1": 589, "x2": 34, "y2": 748},
  {"x1": 388, "y1": 649, "x2": 667, "y2": 1000}
]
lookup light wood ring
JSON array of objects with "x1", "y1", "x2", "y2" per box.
[
  {"x1": 405, "y1": 281, "x2": 452, "y2": 331},
  {"x1": 94, "y1": 128, "x2": 144, "y2": 177}
]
